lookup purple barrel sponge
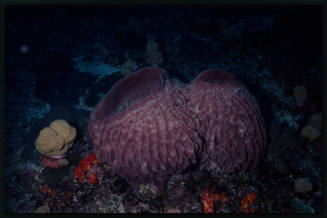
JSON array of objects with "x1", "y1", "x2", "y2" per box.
[
  {"x1": 88, "y1": 67, "x2": 266, "y2": 190},
  {"x1": 187, "y1": 69, "x2": 266, "y2": 173}
]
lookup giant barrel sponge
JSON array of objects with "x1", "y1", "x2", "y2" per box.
[{"x1": 88, "y1": 67, "x2": 266, "y2": 190}]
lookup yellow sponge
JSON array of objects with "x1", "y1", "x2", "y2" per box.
[{"x1": 35, "y1": 120, "x2": 76, "y2": 157}]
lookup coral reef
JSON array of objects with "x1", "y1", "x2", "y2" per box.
[
  {"x1": 88, "y1": 67, "x2": 266, "y2": 190},
  {"x1": 5, "y1": 6, "x2": 322, "y2": 213},
  {"x1": 35, "y1": 120, "x2": 76, "y2": 157}
]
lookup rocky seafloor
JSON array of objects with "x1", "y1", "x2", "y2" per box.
[{"x1": 4, "y1": 6, "x2": 323, "y2": 213}]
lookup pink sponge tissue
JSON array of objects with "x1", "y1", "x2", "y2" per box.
[
  {"x1": 88, "y1": 67, "x2": 266, "y2": 190},
  {"x1": 40, "y1": 156, "x2": 69, "y2": 168}
]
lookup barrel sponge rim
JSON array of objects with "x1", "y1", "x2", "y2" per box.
[{"x1": 92, "y1": 67, "x2": 167, "y2": 121}]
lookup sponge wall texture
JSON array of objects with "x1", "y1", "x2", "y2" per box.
[{"x1": 88, "y1": 67, "x2": 266, "y2": 187}]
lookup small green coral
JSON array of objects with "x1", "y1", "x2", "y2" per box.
[
  {"x1": 145, "y1": 40, "x2": 164, "y2": 65},
  {"x1": 120, "y1": 59, "x2": 137, "y2": 77},
  {"x1": 300, "y1": 125, "x2": 321, "y2": 141}
]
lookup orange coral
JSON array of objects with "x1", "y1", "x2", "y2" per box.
[
  {"x1": 201, "y1": 188, "x2": 216, "y2": 213},
  {"x1": 240, "y1": 192, "x2": 257, "y2": 213},
  {"x1": 201, "y1": 187, "x2": 230, "y2": 213},
  {"x1": 219, "y1": 192, "x2": 230, "y2": 204},
  {"x1": 246, "y1": 193, "x2": 257, "y2": 204}
]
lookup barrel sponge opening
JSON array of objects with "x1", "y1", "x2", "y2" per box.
[{"x1": 94, "y1": 67, "x2": 167, "y2": 121}]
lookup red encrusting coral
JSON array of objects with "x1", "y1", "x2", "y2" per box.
[
  {"x1": 87, "y1": 173, "x2": 97, "y2": 185},
  {"x1": 240, "y1": 192, "x2": 257, "y2": 213},
  {"x1": 74, "y1": 166, "x2": 85, "y2": 183},
  {"x1": 201, "y1": 187, "x2": 219, "y2": 213},
  {"x1": 219, "y1": 192, "x2": 230, "y2": 204},
  {"x1": 74, "y1": 153, "x2": 99, "y2": 185},
  {"x1": 201, "y1": 187, "x2": 230, "y2": 213}
]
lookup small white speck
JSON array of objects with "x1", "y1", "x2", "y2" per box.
[{"x1": 20, "y1": 45, "x2": 29, "y2": 53}]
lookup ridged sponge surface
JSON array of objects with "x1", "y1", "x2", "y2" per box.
[{"x1": 88, "y1": 67, "x2": 266, "y2": 186}]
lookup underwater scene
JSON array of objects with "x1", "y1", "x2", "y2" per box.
[{"x1": 4, "y1": 6, "x2": 323, "y2": 213}]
